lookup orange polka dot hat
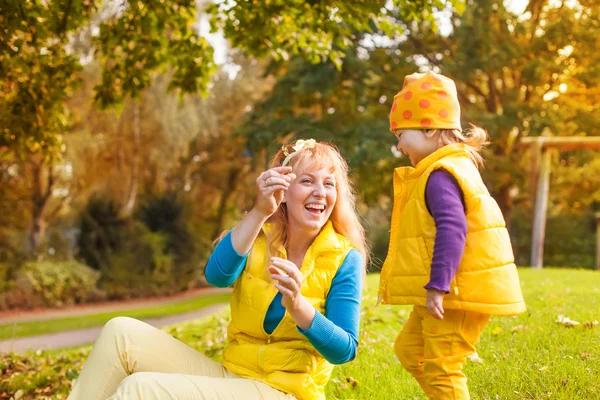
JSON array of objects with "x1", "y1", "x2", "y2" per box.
[{"x1": 389, "y1": 71, "x2": 462, "y2": 133}]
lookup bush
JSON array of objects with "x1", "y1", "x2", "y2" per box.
[
  {"x1": 18, "y1": 260, "x2": 102, "y2": 308},
  {"x1": 0, "y1": 275, "x2": 46, "y2": 310},
  {"x1": 99, "y1": 222, "x2": 175, "y2": 299},
  {"x1": 137, "y1": 193, "x2": 204, "y2": 290},
  {"x1": 76, "y1": 195, "x2": 127, "y2": 271},
  {"x1": 510, "y1": 208, "x2": 596, "y2": 268}
]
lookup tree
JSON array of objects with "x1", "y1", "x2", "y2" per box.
[
  {"x1": 1, "y1": 0, "x2": 465, "y2": 159},
  {"x1": 240, "y1": 0, "x2": 600, "y2": 226},
  {"x1": 392, "y1": 0, "x2": 600, "y2": 221},
  {"x1": 0, "y1": 0, "x2": 464, "y2": 256}
]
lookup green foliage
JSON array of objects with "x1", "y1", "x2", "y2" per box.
[
  {"x1": 1, "y1": 0, "x2": 463, "y2": 159},
  {"x1": 100, "y1": 225, "x2": 174, "y2": 299},
  {"x1": 511, "y1": 208, "x2": 597, "y2": 269},
  {"x1": 136, "y1": 193, "x2": 203, "y2": 290},
  {"x1": 0, "y1": 263, "x2": 10, "y2": 292},
  {"x1": 76, "y1": 195, "x2": 125, "y2": 271},
  {"x1": 2, "y1": 270, "x2": 599, "y2": 399},
  {"x1": 240, "y1": 0, "x2": 600, "y2": 219},
  {"x1": 0, "y1": 348, "x2": 88, "y2": 400},
  {"x1": 76, "y1": 194, "x2": 180, "y2": 299},
  {"x1": 208, "y1": 0, "x2": 454, "y2": 68},
  {"x1": 93, "y1": 0, "x2": 217, "y2": 108},
  {"x1": 0, "y1": 0, "x2": 93, "y2": 158},
  {"x1": 20, "y1": 260, "x2": 101, "y2": 308}
]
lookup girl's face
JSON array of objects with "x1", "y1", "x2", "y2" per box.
[
  {"x1": 394, "y1": 129, "x2": 440, "y2": 166},
  {"x1": 285, "y1": 158, "x2": 337, "y2": 235}
]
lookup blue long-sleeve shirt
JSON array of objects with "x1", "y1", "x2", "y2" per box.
[{"x1": 205, "y1": 231, "x2": 362, "y2": 364}]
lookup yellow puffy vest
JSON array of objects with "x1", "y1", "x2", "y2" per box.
[
  {"x1": 378, "y1": 144, "x2": 526, "y2": 316},
  {"x1": 222, "y1": 221, "x2": 354, "y2": 400}
]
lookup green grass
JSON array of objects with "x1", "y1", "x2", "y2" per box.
[
  {"x1": 328, "y1": 269, "x2": 600, "y2": 399},
  {"x1": 0, "y1": 292, "x2": 231, "y2": 340},
  {"x1": 2, "y1": 269, "x2": 599, "y2": 399}
]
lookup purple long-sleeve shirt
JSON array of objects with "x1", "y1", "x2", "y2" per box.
[{"x1": 423, "y1": 169, "x2": 467, "y2": 293}]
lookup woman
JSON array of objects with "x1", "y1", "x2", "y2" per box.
[{"x1": 67, "y1": 139, "x2": 368, "y2": 400}]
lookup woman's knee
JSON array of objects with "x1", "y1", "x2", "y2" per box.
[
  {"x1": 110, "y1": 372, "x2": 156, "y2": 400},
  {"x1": 100, "y1": 317, "x2": 141, "y2": 341}
]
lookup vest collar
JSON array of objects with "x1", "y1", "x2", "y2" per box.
[
  {"x1": 261, "y1": 220, "x2": 344, "y2": 259},
  {"x1": 394, "y1": 144, "x2": 469, "y2": 182}
]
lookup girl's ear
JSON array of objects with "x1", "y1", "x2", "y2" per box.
[{"x1": 424, "y1": 129, "x2": 439, "y2": 139}]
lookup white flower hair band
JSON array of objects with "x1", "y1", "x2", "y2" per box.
[{"x1": 281, "y1": 139, "x2": 317, "y2": 167}]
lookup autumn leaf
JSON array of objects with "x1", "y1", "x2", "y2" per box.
[
  {"x1": 582, "y1": 321, "x2": 599, "y2": 329},
  {"x1": 345, "y1": 377, "x2": 359, "y2": 389},
  {"x1": 556, "y1": 315, "x2": 580, "y2": 327},
  {"x1": 467, "y1": 352, "x2": 483, "y2": 363}
]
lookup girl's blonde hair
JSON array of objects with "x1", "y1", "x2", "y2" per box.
[
  {"x1": 434, "y1": 124, "x2": 490, "y2": 169},
  {"x1": 266, "y1": 141, "x2": 369, "y2": 270}
]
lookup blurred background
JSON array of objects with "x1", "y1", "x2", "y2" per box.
[{"x1": 1, "y1": 0, "x2": 599, "y2": 311}]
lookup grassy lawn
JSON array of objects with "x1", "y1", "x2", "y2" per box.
[
  {"x1": 0, "y1": 292, "x2": 231, "y2": 341},
  {"x1": 2, "y1": 268, "x2": 599, "y2": 399}
]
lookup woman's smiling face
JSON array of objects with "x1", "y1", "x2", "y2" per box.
[{"x1": 285, "y1": 157, "x2": 337, "y2": 234}]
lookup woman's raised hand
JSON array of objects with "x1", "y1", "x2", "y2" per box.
[
  {"x1": 269, "y1": 257, "x2": 304, "y2": 311},
  {"x1": 255, "y1": 166, "x2": 296, "y2": 218}
]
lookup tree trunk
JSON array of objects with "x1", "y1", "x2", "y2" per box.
[
  {"x1": 495, "y1": 184, "x2": 514, "y2": 232},
  {"x1": 212, "y1": 168, "x2": 240, "y2": 239},
  {"x1": 122, "y1": 102, "x2": 141, "y2": 217},
  {"x1": 29, "y1": 159, "x2": 55, "y2": 257}
]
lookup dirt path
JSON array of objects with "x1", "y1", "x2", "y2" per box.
[
  {"x1": 0, "y1": 287, "x2": 231, "y2": 325},
  {"x1": 0, "y1": 303, "x2": 228, "y2": 354}
]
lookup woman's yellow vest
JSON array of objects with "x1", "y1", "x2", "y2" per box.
[
  {"x1": 222, "y1": 221, "x2": 354, "y2": 400},
  {"x1": 378, "y1": 144, "x2": 526, "y2": 316}
]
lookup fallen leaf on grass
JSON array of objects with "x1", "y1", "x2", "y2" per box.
[
  {"x1": 556, "y1": 315, "x2": 580, "y2": 327},
  {"x1": 345, "y1": 377, "x2": 359, "y2": 389},
  {"x1": 492, "y1": 327, "x2": 503, "y2": 335},
  {"x1": 332, "y1": 376, "x2": 360, "y2": 390},
  {"x1": 582, "y1": 321, "x2": 599, "y2": 329},
  {"x1": 467, "y1": 352, "x2": 483, "y2": 363},
  {"x1": 581, "y1": 353, "x2": 590, "y2": 359},
  {"x1": 511, "y1": 325, "x2": 526, "y2": 333},
  {"x1": 538, "y1": 366, "x2": 548, "y2": 372}
]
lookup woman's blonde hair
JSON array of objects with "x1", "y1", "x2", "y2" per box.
[
  {"x1": 266, "y1": 141, "x2": 369, "y2": 270},
  {"x1": 434, "y1": 124, "x2": 490, "y2": 169}
]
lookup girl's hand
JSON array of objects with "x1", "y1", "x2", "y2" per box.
[
  {"x1": 426, "y1": 289, "x2": 445, "y2": 320},
  {"x1": 269, "y1": 257, "x2": 305, "y2": 311},
  {"x1": 255, "y1": 167, "x2": 296, "y2": 218}
]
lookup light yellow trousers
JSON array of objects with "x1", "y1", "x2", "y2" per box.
[
  {"x1": 394, "y1": 306, "x2": 490, "y2": 400},
  {"x1": 66, "y1": 317, "x2": 296, "y2": 400}
]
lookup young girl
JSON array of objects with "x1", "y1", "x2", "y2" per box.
[
  {"x1": 67, "y1": 140, "x2": 367, "y2": 400},
  {"x1": 379, "y1": 71, "x2": 526, "y2": 399}
]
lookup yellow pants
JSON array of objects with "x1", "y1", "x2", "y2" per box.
[
  {"x1": 394, "y1": 306, "x2": 490, "y2": 400},
  {"x1": 67, "y1": 317, "x2": 296, "y2": 400}
]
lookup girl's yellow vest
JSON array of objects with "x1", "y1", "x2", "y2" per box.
[
  {"x1": 222, "y1": 221, "x2": 354, "y2": 400},
  {"x1": 379, "y1": 144, "x2": 526, "y2": 316}
]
